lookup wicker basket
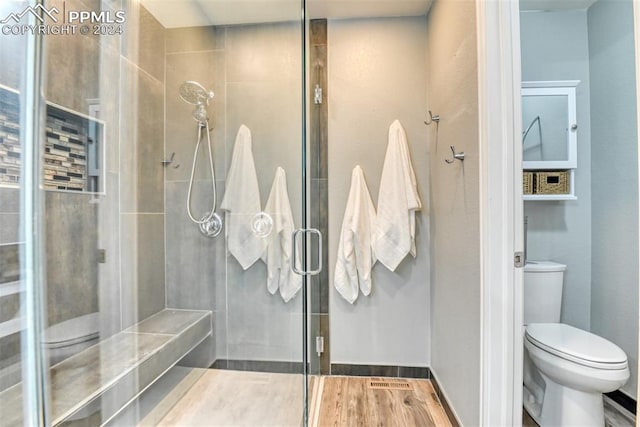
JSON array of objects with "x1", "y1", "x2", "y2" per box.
[
  {"x1": 523, "y1": 172, "x2": 534, "y2": 195},
  {"x1": 535, "y1": 170, "x2": 569, "y2": 195}
]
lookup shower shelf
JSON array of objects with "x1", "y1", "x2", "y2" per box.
[{"x1": 0, "y1": 308, "x2": 212, "y2": 426}]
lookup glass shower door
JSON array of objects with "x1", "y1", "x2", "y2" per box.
[{"x1": 0, "y1": 0, "x2": 311, "y2": 425}]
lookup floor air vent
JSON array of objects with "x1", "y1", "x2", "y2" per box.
[{"x1": 368, "y1": 379, "x2": 413, "y2": 390}]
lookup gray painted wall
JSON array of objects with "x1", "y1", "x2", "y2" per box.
[
  {"x1": 520, "y1": 10, "x2": 593, "y2": 330},
  {"x1": 588, "y1": 0, "x2": 639, "y2": 399},
  {"x1": 327, "y1": 17, "x2": 431, "y2": 367},
  {"x1": 427, "y1": 0, "x2": 480, "y2": 425}
]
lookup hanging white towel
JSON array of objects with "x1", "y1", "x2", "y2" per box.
[
  {"x1": 220, "y1": 125, "x2": 265, "y2": 270},
  {"x1": 334, "y1": 165, "x2": 377, "y2": 304},
  {"x1": 373, "y1": 120, "x2": 422, "y2": 271},
  {"x1": 261, "y1": 167, "x2": 302, "y2": 303}
]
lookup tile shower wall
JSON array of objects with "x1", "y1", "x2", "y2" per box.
[
  {"x1": 0, "y1": 90, "x2": 100, "y2": 192},
  {"x1": 118, "y1": 3, "x2": 166, "y2": 330},
  {"x1": 44, "y1": 106, "x2": 94, "y2": 192},
  {"x1": 0, "y1": 89, "x2": 20, "y2": 186},
  {"x1": 164, "y1": 25, "x2": 225, "y2": 367},
  {"x1": 309, "y1": 19, "x2": 330, "y2": 375},
  {"x1": 0, "y1": 0, "x2": 166, "y2": 336},
  {"x1": 164, "y1": 22, "x2": 303, "y2": 365}
]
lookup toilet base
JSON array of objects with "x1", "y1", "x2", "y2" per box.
[
  {"x1": 523, "y1": 386, "x2": 542, "y2": 422},
  {"x1": 534, "y1": 372, "x2": 605, "y2": 427}
]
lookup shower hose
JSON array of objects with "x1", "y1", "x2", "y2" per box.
[{"x1": 186, "y1": 120, "x2": 217, "y2": 225}]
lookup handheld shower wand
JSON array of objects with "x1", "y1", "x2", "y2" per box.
[{"x1": 179, "y1": 81, "x2": 222, "y2": 237}]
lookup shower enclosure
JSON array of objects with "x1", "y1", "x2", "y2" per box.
[
  {"x1": 0, "y1": 0, "x2": 447, "y2": 424},
  {"x1": 0, "y1": 0, "x2": 318, "y2": 425}
]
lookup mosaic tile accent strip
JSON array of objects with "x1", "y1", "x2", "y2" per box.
[
  {"x1": 0, "y1": 89, "x2": 20, "y2": 186},
  {"x1": 0, "y1": 87, "x2": 103, "y2": 192}
]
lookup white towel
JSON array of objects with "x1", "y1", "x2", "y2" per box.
[
  {"x1": 261, "y1": 167, "x2": 302, "y2": 303},
  {"x1": 220, "y1": 125, "x2": 265, "y2": 270},
  {"x1": 334, "y1": 165, "x2": 377, "y2": 304},
  {"x1": 373, "y1": 120, "x2": 422, "y2": 271}
]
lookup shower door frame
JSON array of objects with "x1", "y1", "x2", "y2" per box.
[{"x1": 19, "y1": 0, "x2": 49, "y2": 425}]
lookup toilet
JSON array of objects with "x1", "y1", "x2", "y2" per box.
[
  {"x1": 42, "y1": 312, "x2": 101, "y2": 421},
  {"x1": 42, "y1": 312, "x2": 100, "y2": 365},
  {"x1": 523, "y1": 261, "x2": 629, "y2": 427}
]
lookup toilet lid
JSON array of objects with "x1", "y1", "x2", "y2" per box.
[
  {"x1": 526, "y1": 323, "x2": 628, "y2": 370},
  {"x1": 43, "y1": 312, "x2": 99, "y2": 349}
]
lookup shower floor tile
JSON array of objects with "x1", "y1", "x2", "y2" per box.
[{"x1": 157, "y1": 369, "x2": 305, "y2": 426}]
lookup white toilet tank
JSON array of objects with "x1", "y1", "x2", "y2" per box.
[{"x1": 524, "y1": 261, "x2": 566, "y2": 324}]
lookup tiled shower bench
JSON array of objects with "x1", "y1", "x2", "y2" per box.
[{"x1": 0, "y1": 309, "x2": 212, "y2": 426}]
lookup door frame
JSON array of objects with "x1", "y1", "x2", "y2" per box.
[
  {"x1": 476, "y1": 0, "x2": 524, "y2": 425},
  {"x1": 480, "y1": 0, "x2": 640, "y2": 423}
]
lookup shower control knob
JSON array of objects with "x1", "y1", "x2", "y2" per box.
[
  {"x1": 252, "y1": 212, "x2": 273, "y2": 238},
  {"x1": 199, "y1": 212, "x2": 223, "y2": 238}
]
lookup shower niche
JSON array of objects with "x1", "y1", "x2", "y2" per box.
[
  {"x1": 522, "y1": 80, "x2": 578, "y2": 200},
  {"x1": 0, "y1": 85, "x2": 105, "y2": 193}
]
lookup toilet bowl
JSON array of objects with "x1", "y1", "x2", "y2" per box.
[
  {"x1": 524, "y1": 323, "x2": 629, "y2": 427},
  {"x1": 42, "y1": 312, "x2": 101, "y2": 422},
  {"x1": 523, "y1": 262, "x2": 630, "y2": 426},
  {"x1": 43, "y1": 312, "x2": 100, "y2": 365}
]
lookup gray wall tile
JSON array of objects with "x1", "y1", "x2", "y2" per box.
[
  {"x1": 136, "y1": 214, "x2": 166, "y2": 321},
  {"x1": 45, "y1": 192, "x2": 99, "y2": 325},
  {"x1": 98, "y1": 172, "x2": 122, "y2": 338},
  {"x1": 165, "y1": 51, "x2": 227, "y2": 182},
  {"x1": 120, "y1": 213, "x2": 165, "y2": 328},
  {"x1": 120, "y1": 58, "x2": 165, "y2": 213},
  {"x1": 165, "y1": 180, "x2": 224, "y2": 311},
  {"x1": 0, "y1": 25, "x2": 25, "y2": 89},
  {"x1": 122, "y1": 3, "x2": 165, "y2": 83},
  {"x1": 225, "y1": 260, "x2": 302, "y2": 362},
  {"x1": 45, "y1": 0, "x2": 100, "y2": 115},
  {"x1": 136, "y1": 6, "x2": 165, "y2": 82},
  {"x1": 166, "y1": 26, "x2": 224, "y2": 53},
  {"x1": 0, "y1": 243, "x2": 20, "y2": 284},
  {"x1": 0, "y1": 214, "x2": 20, "y2": 245},
  {"x1": 98, "y1": 44, "x2": 121, "y2": 175},
  {"x1": 0, "y1": 188, "x2": 19, "y2": 213},
  {"x1": 0, "y1": 189, "x2": 20, "y2": 244}
]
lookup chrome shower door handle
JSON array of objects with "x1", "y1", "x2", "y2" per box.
[
  {"x1": 291, "y1": 228, "x2": 323, "y2": 276},
  {"x1": 307, "y1": 228, "x2": 322, "y2": 276},
  {"x1": 291, "y1": 229, "x2": 305, "y2": 275}
]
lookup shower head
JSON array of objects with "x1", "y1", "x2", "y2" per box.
[
  {"x1": 179, "y1": 81, "x2": 214, "y2": 106},
  {"x1": 180, "y1": 81, "x2": 214, "y2": 124}
]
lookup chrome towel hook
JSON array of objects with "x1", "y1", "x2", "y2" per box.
[
  {"x1": 445, "y1": 146, "x2": 465, "y2": 164},
  {"x1": 424, "y1": 110, "x2": 440, "y2": 126},
  {"x1": 162, "y1": 152, "x2": 180, "y2": 169}
]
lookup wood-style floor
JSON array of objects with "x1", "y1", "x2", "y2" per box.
[
  {"x1": 310, "y1": 376, "x2": 451, "y2": 427},
  {"x1": 158, "y1": 370, "x2": 451, "y2": 427}
]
